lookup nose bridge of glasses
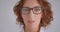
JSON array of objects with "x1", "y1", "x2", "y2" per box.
[
  {"x1": 28, "y1": 8, "x2": 34, "y2": 15},
  {"x1": 28, "y1": 8, "x2": 33, "y2": 14},
  {"x1": 29, "y1": 8, "x2": 33, "y2": 11}
]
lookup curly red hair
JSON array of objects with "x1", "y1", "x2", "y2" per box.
[{"x1": 13, "y1": 0, "x2": 53, "y2": 27}]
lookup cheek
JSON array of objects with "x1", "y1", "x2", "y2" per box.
[
  {"x1": 22, "y1": 14, "x2": 28, "y2": 23},
  {"x1": 34, "y1": 14, "x2": 42, "y2": 22}
]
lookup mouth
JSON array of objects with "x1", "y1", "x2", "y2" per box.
[{"x1": 28, "y1": 20, "x2": 35, "y2": 24}]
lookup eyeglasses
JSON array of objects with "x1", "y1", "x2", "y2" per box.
[{"x1": 19, "y1": 6, "x2": 44, "y2": 15}]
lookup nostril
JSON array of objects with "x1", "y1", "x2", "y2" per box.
[{"x1": 28, "y1": 20, "x2": 35, "y2": 24}]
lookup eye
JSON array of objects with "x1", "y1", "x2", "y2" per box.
[
  {"x1": 34, "y1": 8, "x2": 41, "y2": 12},
  {"x1": 33, "y1": 7, "x2": 42, "y2": 14},
  {"x1": 21, "y1": 8, "x2": 30, "y2": 14},
  {"x1": 35, "y1": 8, "x2": 41, "y2": 11}
]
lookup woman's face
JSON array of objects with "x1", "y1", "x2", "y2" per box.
[{"x1": 21, "y1": 0, "x2": 42, "y2": 27}]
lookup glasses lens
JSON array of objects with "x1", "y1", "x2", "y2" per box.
[
  {"x1": 21, "y1": 8, "x2": 29, "y2": 14},
  {"x1": 33, "y1": 7, "x2": 42, "y2": 14}
]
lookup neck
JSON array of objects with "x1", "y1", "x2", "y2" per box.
[{"x1": 24, "y1": 25, "x2": 41, "y2": 32}]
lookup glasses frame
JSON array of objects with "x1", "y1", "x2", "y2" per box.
[{"x1": 19, "y1": 6, "x2": 44, "y2": 15}]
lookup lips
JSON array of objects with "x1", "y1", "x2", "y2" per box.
[{"x1": 28, "y1": 20, "x2": 35, "y2": 24}]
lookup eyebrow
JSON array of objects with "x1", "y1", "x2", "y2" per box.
[{"x1": 23, "y1": 6, "x2": 41, "y2": 8}]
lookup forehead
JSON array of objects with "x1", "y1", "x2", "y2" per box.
[{"x1": 23, "y1": 0, "x2": 41, "y2": 8}]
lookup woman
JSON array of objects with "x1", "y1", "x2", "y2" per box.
[{"x1": 13, "y1": 0, "x2": 53, "y2": 32}]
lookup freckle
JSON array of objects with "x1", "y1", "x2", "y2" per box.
[{"x1": 35, "y1": 15, "x2": 37, "y2": 17}]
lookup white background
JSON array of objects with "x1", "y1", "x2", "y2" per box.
[{"x1": 0, "y1": 0, "x2": 60, "y2": 32}]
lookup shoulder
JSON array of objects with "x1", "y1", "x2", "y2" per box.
[{"x1": 40, "y1": 27, "x2": 45, "y2": 32}]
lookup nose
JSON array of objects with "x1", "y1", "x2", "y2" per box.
[{"x1": 28, "y1": 10, "x2": 34, "y2": 20}]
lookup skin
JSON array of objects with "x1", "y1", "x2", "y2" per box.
[{"x1": 21, "y1": 0, "x2": 42, "y2": 32}]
